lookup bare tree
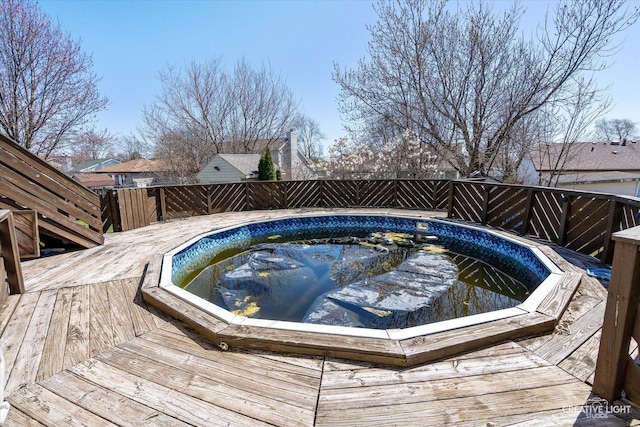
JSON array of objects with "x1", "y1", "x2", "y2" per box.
[
  {"x1": 70, "y1": 128, "x2": 116, "y2": 160},
  {"x1": 595, "y1": 118, "x2": 638, "y2": 141},
  {"x1": 142, "y1": 58, "x2": 302, "y2": 181},
  {"x1": 113, "y1": 133, "x2": 151, "y2": 161},
  {"x1": 333, "y1": 0, "x2": 638, "y2": 178},
  {"x1": 295, "y1": 115, "x2": 326, "y2": 161},
  {"x1": 0, "y1": 0, "x2": 108, "y2": 158}
]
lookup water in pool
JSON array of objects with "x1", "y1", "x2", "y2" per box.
[{"x1": 184, "y1": 231, "x2": 530, "y2": 329}]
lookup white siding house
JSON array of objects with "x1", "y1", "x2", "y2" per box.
[{"x1": 196, "y1": 154, "x2": 261, "y2": 183}]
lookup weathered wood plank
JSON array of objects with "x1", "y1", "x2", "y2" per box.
[
  {"x1": 36, "y1": 287, "x2": 73, "y2": 381},
  {"x1": 0, "y1": 294, "x2": 20, "y2": 336},
  {"x1": 322, "y1": 347, "x2": 548, "y2": 391},
  {"x1": 118, "y1": 277, "x2": 157, "y2": 335},
  {"x1": 559, "y1": 330, "x2": 602, "y2": 383},
  {"x1": 1, "y1": 292, "x2": 39, "y2": 385},
  {"x1": 63, "y1": 285, "x2": 91, "y2": 370},
  {"x1": 69, "y1": 358, "x2": 271, "y2": 426},
  {"x1": 107, "y1": 280, "x2": 137, "y2": 346},
  {"x1": 5, "y1": 290, "x2": 57, "y2": 394},
  {"x1": 132, "y1": 329, "x2": 321, "y2": 398},
  {"x1": 0, "y1": 211, "x2": 24, "y2": 294},
  {"x1": 401, "y1": 312, "x2": 555, "y2": 366},
  {"x1": 2, "y1": 406, "x2": 45, "y2": 426},
  {"x1": 89, "y1": 281, "x2": 115, "y2": 358},
  {"x1": 536, "y1": 271, "x2": 582, "y2": 319},
  {"x1": 319, "y1": 365, "x2": 575, "y2": 409},
  {"x1": 102, "y1": 343, "x2": 318, "y2": 425},
  {"x1": 315, "y1": 382, "x2": 592, "y2": 426},
  {"x1": 41, "y1": 371, "x2": 191, "y2": 427},
  {"x1": 7, "y1": 384, "x2": 117, "y2": 427},
  {"x1": 535, "y1": 301, "x2": 605, "y2": 365}
]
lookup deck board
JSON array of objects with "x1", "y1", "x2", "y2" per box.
[
  {"x1": 0, "y1": 209, "x2": 630, "y2": 426},
  {"x1": 36, "y1": 287, "x2": 73, "y2": 382},
  {"x1": 5, "y1": 290, "x2": 56, "y2": 394},
  {"x1": 69, "y1": 358, "x2": 272, "y2": 426},
  {"x1": 7, "y1": 384, "x2": 118, "y2": 427},
  {"x1": 63, "y1": 285, "x2": 91, "y2": 370},
  {"x1": 1, "y1": 292, "x2": 40, "y2": 389},
  {"x1": 40, "y1": 371, "x2": 191, "y2": 427},
  {"x1": 89, "y1": 281, "x2": 115, "y2": 357}
]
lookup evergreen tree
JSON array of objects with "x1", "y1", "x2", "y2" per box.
[
  {"x1": 258, "y1": 148, "x2": 276, "y2": 180},
  {"x1": 275, "y1": 169, "x2": 282, "y2": 181}
]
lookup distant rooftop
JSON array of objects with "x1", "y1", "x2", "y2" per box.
[{"x1": 531, "y1": 140, "x2": 640, "y2": 172}]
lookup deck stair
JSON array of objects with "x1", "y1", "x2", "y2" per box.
[{"x1": 0, "y1": 133, "x2": 103, "y2": 249}]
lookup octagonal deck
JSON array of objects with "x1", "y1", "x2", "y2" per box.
[{"x1": 0, "y1": 209, "x2": 633, "y2": 425}]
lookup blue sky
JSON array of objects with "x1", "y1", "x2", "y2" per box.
[{"x1": 38, "y1": 0, "x2": 640, "y2": 149}]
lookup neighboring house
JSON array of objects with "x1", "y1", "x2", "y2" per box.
[
  {"x1": 196, "y1": 154, "x2": 261, "y2": 183},
  {"x1": 94, "y1": 158, "x2": 171, "y2": 187},
  {"x1": 73, "y1": 172, "x2": 115, "y2": 191},
  {"x1": 198, "y1": 130, "x2": 318, "y2": 184},
  {"x1": 72, "y1": 158, "x2": 121, "y2": 174},
  {"x1": 527, "y1": 140, "x2": 640, "y2": 196}
]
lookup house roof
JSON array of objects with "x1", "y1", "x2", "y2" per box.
[
  {"x1": 94, "y1": 158, "x2": 171, "y2": 174},
  {"x1": 73, "y1": 173, "x2": 115, "y2": 188},
  {"x1": 555, "y1": 171, "x2": 640, "y2": 185},
  {"x1": 73, "y1": 158, "x2": 120, "y2": 173},
  {"x1": 531, "y1": 141, "x2": 640, "y2": 172},
  {"x1": 218, "y1": 154, "x2": 261, "y2": 175}
]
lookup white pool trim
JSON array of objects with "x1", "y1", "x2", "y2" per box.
[{"x1": 158, "y1": 214, "x2": 564, "y2": 341}]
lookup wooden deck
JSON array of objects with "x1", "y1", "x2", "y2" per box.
[{"x1": 1, "y1": 209, "x2": 635, "y2": 426}]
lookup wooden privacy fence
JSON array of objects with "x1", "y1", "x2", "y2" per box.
[
  {"x1": 101, "y1": 179, "x2": 640, "y2": 264},
  {"x1": 0, "y1": 133, "x2": 103, "y2": 248},
  {"x1": 592, "y1": 226, "x2": 640, "y2": 404},
  {"x1": 448, "y1": 181, "x2": 640, "y2": 264}
]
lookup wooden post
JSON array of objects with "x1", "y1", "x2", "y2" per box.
[
  {"x1": 431, "y1": 181, "x2": 438, "y2": 210},
  {"x1": 557, "y1": 194, "x2": 571, "y2": 246},
  {"x1": 447, "y1": 181, "x2": 456, "y2": 218},
  {"x1": 480, "y1": 185, "x2": 490, "y2": 225},
  {"x1": 602, "y1": 200, "x2": 623, "y2": 264},
  {"x1": 0, "y1": 210, "x2": 25, "y2": 294},
  {"x1": 244, "y1": 182, "x2": 251, "y2": 211},
  {"x1": 393, "y1": 179, "x2": 399, "y2": 208},
  {"x1": 593, "y1": 226, "x2": 640, "y2": 403},
  {"x1": 206, "y1": 186, "x2": 212, "y2": 215},
  {"x1": 159, "y1": 188, "x2": 167, "y2": 221},
  {"x1": 520, "y1": 188, "x2": 534, "y2": 236}
]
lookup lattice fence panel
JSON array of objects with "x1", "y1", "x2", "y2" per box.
[
  {"x1": 323, "y1": 180, "x2": 358, "y2": 207},
  {"x1": 247, "y1": 182, "x2": 286, "y2": 210},
  {"x1": 486, "y1": 186, "x2": 527, "y2": 231},
  {"x1": 209, "y1": 183, "x2": 247, "y2": 212},
  {"x1": 528, "y1": 191, "x2": 563, "y2": 242},
  {"x1": 396, "y1": 180, "x2": 433, "y2": 209},
  {"x1": 286, "y1": 181, "x2": 322, "y2": 208},
  {"x1": 163, "y1": 186, "x2": 208, "y2": 219},
  {"x1": 564, "y1": 196, "x2": 610, "y2": 257},
  {"x1": 451, "y1": 182, "x2": 483, "y2": 223},
  {"x1": 360, "y1": 180, "x2": 395, "y2": 207}
]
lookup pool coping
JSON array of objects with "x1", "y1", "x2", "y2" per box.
[{"x1": 142, "y1": 211, "x2": 582, "y2": 367}]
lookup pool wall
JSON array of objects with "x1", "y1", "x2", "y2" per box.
[{"x1": 170, "y1": 215, "x2": 550, "y2": 291}]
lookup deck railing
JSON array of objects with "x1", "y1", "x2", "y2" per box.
[
  {"x1": 592, "y1": 225, "x2": 640, "y2": 405},
  {"x1": 0, "y1": 134, "x2": 103, "y2": 248},
  {"x1": 101, "y1": 179, "x2": 640, "y2": 264},
  {"x1": 0, "y1": 210, "x2": 25, "y2": 303}
]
